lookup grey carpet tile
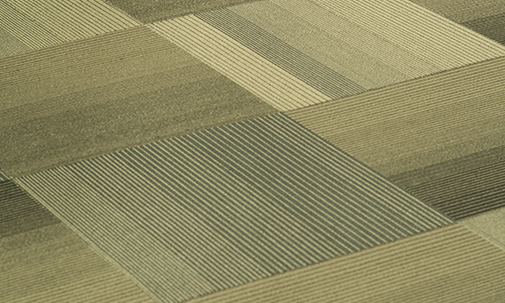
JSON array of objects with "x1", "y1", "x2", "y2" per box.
[
  {"x1": 156, "y1": 0, "x2": 505, "y2": 111},
  {"x1": 462, "y1": 13, "x2": 505, "y2": 45},
  {"x1": 0, "y1": 0, "x2": 139, "y2": 50},
  {"x1": 103, "y1": 0, "x2": 261, "y2": 23},
  {"x1": 186, "y1": 224, "x2": 505, "y2": 303},
  {"x1": 390, "y1": 146, "x2": 505, "y2": 220},
  {"x1": 462, "y1": 206, "x2": 505, "y2": 251},
  {"x1": 17, "y1": 113, "x2": 452, "y2": 303},
  {"x1": 0, "y1": 26, "x2": 276, "y2": 178}
]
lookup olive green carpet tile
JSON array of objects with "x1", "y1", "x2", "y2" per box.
[
  {"x1": 16, "y1": 114, "x2": 451, "y2": 303},
  {"x1": 410, "y1": 0, "x2": 505, "y2": 44},
  {"x1": 150, "y1": 0, "x2": 505, "y2": 111},
  {"x1": 462, "y1": 206, "x2": 505, "y2": 251},
  {"x1": 0, "y1": 180, "x2": 156, "y2": 303},
  {"x1": 104, "y1": 0, "x2": 261, "y2": 23},
  {"x1": 0, "y1": 0, "x2": 139, "y2": 57},
  {"x1": 288, "y1": 57, "x2": 505, "y2": 220},
  {"x1": 185, "y1": 223, "x2": 505, "y2": 303},
  {"x1": 1, "y1": 0, "x2": 505, "y2": 302},
  {"x1": 0, "y1": 26, "x2": 276, "y2": 178}
]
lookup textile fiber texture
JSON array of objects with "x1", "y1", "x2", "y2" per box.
[{"x1": 1, "y1": 0, "x2": 505, "y2": 302}]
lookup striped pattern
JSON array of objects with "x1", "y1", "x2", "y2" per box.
[
  {"x1": 153, "y1": 0, "x2": 505, "y2": 110},
  {"x1": 2, "y1": 0, "x2": 505, "y2": 301},
  {"x1": 0, "y1": 1, "x2": 65, "y2": 51},
  {"x1": 149, "y1": 17, "x2": 329, "y2": 111},
  {"x1": 288, "y1": 57, "x2": 505, "y2": 220},
  {"x1": 0, "y1": 181, "x2": 155, "y2": 302},
  {"x1": 0, "y1": 25, "x2": 275, "y2": 177},
  {"x1": 0, "y1": 170, "x2": 8, "y2": 182},
  {"x1": 4, "y1": 0, "x2": 139, "y2": 39},
  {"x1": 17, "y1": 113, "x2": 451, "y2": 303},
  {"x1": 410, "y1": 0, "x2": 505, "y2": 23},
  {"x1": 409, "y1": 0, "x2": 505, "y2": 44},
  {"x1": 186, "y1": 224, "x2": 505, "y2": 303},
  {"x1": 104, "y1": 0, "x2": 262, "y2": 23},
  {"x1": 462, "y1": 13, "x2": 505, "y2": 45},
  {"x1": 462, "y1": 206, "x2": 505, "y2": 251},
  {"x1": 390, "y1": 146, "x2": 505, "y2": 220}
]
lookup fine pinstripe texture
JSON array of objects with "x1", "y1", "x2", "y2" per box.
[
  {"x1": 1, "y1": 0, "x2": 139, "y2": 44},
  {"x1": 2, "y1": 0, "x2": 505, "y2": 301},
  {"x1": 153, "y1": 0, "x2": 505, "y2": 111},
  {"x1": 462, "y1": 207, "x2": 505, "y2": 251},
  {"x1": 409, "y1": 0, "x2": 505, "y2": 23},
  {"x1": 104, "y1": 0, "x2": 262, "y2": 23},
  {"x1": 410, "y1": 0, "x2": 505, "y2": 44},
  {"x1": 0, "y1": 1, "x2": 65, "y2": 51},
  {"x1": 0, "y1": 181, "x2": 156, "y2": 303},
  {"x1": 390, "y1": 146, "x2": 505, "y2": 220},
  {"x1": 0, "y1": 25, "x2": 276, "y2": 177},
  {"x1": 288, "y1": 57, "x2": 505, "y2": 220},
  {"x1": 16, "y1": 113, "x2": 451, "y2": 303},
  {"x1": 186, "y1": 224, "x2": 505, "y2": 303},
  {"x1": 288, "y1": 57, "x2": 505, "y2": 177},
  {"x1": 149, "y1": 17, "x2": 330, "y2": 111}
]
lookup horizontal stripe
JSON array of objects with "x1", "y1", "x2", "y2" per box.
[
  {"x1": 288, "y1": 57, "x2": 505, "y2": 177},
  {"x1": 462, "y1": 206, "x2": 505, "y2": 251},
  {"x1": 187, "y1": 224, "x2": 505, "y2": 303},
  {"x1": 149, "y1": 16, "x2": 330, "y2": 111},
  {"x1": 0, "y1": 26, "x2": 275, "y2": 177},
  {"x1": 390, "y1": 146, "x2": 505, "y2": 220},
  {"x1": 17, "y1": 113, "x2": 451, "y2": 303}
]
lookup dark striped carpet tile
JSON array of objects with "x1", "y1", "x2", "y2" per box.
[
  {"x1": 0, "y1": 0, "x2": 139, "y2": 56},
  {"x1": 409, "y1": 0, "x2": 505, "y2": 23},
  {"x1": 104, "y1": 0, "x2": 261, "y2": 23},
  {"x1": 462, "y1": 13, "x2": 505, "y2": 45},
  {"x1": 16, "y1": 113, "x2": 452, "y2": 303},
  {"x1": 0, "y1": 181, "x2": 156, "y2": 302},
  {"x1": 389, "y1": 146, "x2": 505, "y2": 220},
  {"x1": 463, "y1": 206, "x2": 505, "y2": 251},
  {"x1": 186, "y1": 223, "x2": 505, "y2": 303},
  {"x1": 288, "y1": 56, "x2": 505, "y2": 178},
  {"x1": 151, "y1": 0, "x2": 505, "y2": 111},
  {"x1": 0, "y1": 26, "x2": 276, "y2": 177},
  {"x1": 0, "y1": 180, "x2": 60, "y2": 238}
]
